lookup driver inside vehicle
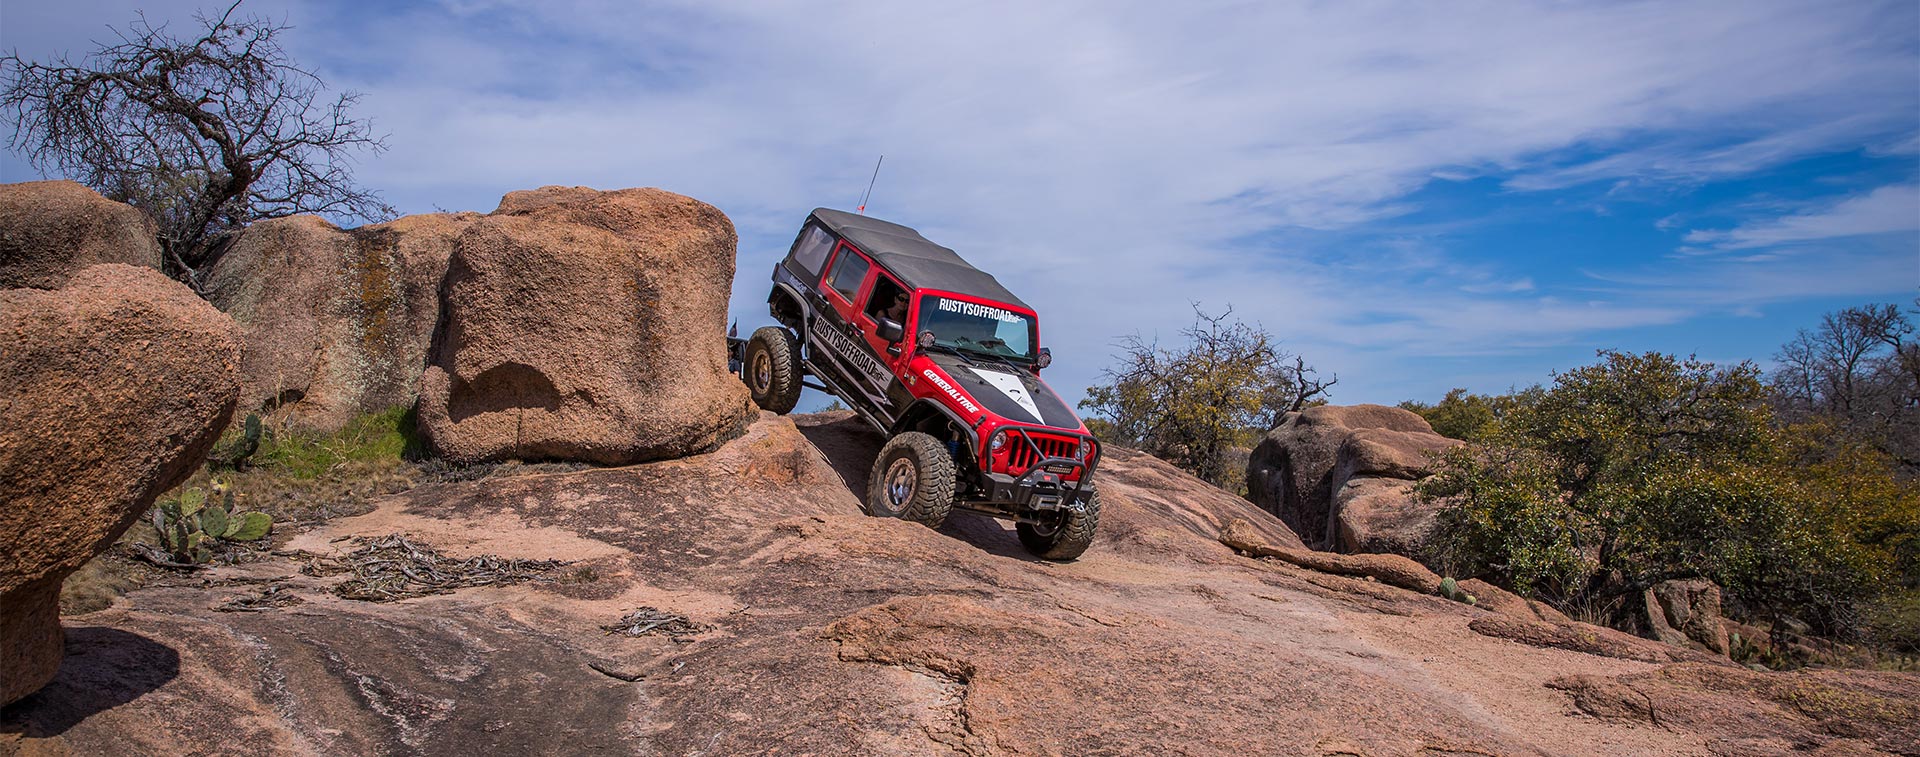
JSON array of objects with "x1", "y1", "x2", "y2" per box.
[{"x1": 880, "y1": 291, "x2": 908, "y2": 324}]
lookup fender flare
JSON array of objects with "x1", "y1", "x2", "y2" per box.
[
  {"x1": 892, "y1": 399, "x2": 980, "y2": 449},
  {"x1": 767, "y1": 281, "x2": 810, "y2": 341}
]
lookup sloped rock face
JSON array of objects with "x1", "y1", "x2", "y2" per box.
[
  {"x1": 205, "y1": 212, "x2": 478, "y2": 431},
  {"x1": 1549, "y1": 663, "x2": 1920, "y2": 755},
  {"x1": 0, "y1": 265, "x2": 240, "y2": 706},
  {"x1": 0, "y1": 181, "x2": 162, "y2": 289},
  {"x1": 1247, "y1": 404, "x2": 1462, "y2": 553},
  {"x1": 6, "y1": 413, "x2": 1910, "y2": 755},
  {"x1": 417, "y1": 186, "x2": 753, "y2": 465}
]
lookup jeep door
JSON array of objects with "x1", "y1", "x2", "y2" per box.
[
  {"x1": 814, "y1": 244, "x2": 899, "y2": 414},
  {"x1": 855, "y1": 271, "x2": 911, "y2": 370},
  {"x1": 854, "y1": 271, "x2": 920, "y2": 417}
]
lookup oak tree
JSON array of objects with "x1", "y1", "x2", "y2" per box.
[{"x1": 1081, "y1": 304, "x2": 1334, "y2": 487}]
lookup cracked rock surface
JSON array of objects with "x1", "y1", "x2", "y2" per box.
[{"x1": 5, "y1": 411, "x2": 1914, "y2": 756}]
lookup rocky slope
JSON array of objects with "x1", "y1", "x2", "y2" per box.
[{"x1": 6, "y1": 412, "x2": 1913, "y2": 756}]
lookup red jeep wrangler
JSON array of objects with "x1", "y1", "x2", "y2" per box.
[{"x1": 730, "y1": 209, "x2": 1100, "y2": 560}]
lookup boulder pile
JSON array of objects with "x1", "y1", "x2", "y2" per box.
[
  {"x1": 1245, "y1": 404, "x2": 1462, "y2": 554},
  {"x1": 0, "y1": 265, "x2": 241, "y2": 706}
]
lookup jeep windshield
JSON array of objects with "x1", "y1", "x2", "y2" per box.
[{"x1": 919, "y1": 295, "x2": 1036, "y2": 363}]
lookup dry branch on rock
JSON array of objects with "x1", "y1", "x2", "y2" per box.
[
  {"x1": 600, "y1": 608, "x2": 704, "y2": 642},
  {"x1": 297, "y1": 534, "x2": 567, "y2": 602},
  {"x1": 213, "y1": 583, "x2": 304, "y2": 613}
]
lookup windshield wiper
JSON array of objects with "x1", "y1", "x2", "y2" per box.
[
  {"x1": 958, "y1": 346, "x2": 1029, "y2": 373},
  {"x1": 922, "y1": 341, "x2": 979, "y2": 367}
]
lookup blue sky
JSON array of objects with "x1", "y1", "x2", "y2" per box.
[{"x1": 4, "y1": 0, "x2": 1916, "y2": 410}]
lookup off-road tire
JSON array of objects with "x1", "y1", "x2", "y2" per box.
[
  {"x1": 866, "y1": 432, "x2": 956, "y2": 528},
  {"x1": 743, "y1": 326, "x2": 801, "y2": 413},
  {"x1": 1017, "y1": 485, "x2": 1100, "y2": 561}
]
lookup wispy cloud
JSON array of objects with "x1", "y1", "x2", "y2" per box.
[
  {"x1": 1682, "y1": 183, "x2": 1920, "y2": 251},
  {"x1": 3, "y1": 0, "x2": 1915, "y2": 403}
]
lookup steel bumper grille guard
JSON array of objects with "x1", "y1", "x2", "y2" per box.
[{"x1": 984, "y1": 426, "x2": 1101, "y2": 511}]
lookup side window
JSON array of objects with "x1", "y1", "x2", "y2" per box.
[
  {"x1": 865, "y1": 276, "x2": 908, "y2": 323},
  {"x1": 789, "y1": 224, "x2": 834, "y2": 275},
  {"x1": 823, "y1": 246, "x2": 870, "y2": 303}
]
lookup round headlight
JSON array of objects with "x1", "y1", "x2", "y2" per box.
[
  {"x1": 990, "y1": 432, "x2": 1006, "y2": 452},
  {"x1": 1077, "y1": 439, "x2": 1092, "y2": 459}
]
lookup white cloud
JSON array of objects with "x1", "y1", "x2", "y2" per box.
[
  {"x1": 3, "y1": 0, "x2": 1915, "y2": 404},
  {"x1": 1683, "y1": 183, "x2": 1920, "y2": 251}
]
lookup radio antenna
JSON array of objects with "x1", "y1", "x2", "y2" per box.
[{"x1": 857, "y1": 155, "x2": 884, "y2": 214}]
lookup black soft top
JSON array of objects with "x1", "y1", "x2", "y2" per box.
[{"x1": 810, "y1": 208, "x2": 1030, "y2": 311}]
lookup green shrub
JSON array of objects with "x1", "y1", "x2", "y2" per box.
[
  {"x1": 1400, "y1": 388, "x2": 1537, "y2": 442},
  {"x1": 252, "y1": 406, "x2": 426, "y2": 480},
  {"x1": 1421, "y1": 351, "x2": 1912, "y2": 643}
]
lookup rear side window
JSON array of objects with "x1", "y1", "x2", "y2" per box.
[
  {"x1": 789, "y1": 224, "x2": 834, "y2": 275},
  {"x1": 824, "y1": 247, "x2": 870, "y2": 302}
]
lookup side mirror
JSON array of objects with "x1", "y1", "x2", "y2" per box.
[
  {"x1": 1036, "y1": 347, "x2": 1052, "y2": 369},
  {"x1": 876, "y1": 318, "x2": 904, "y2": 344}
]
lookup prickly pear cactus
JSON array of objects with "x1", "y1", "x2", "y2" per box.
[
  {"x1": 1438, "y1": 577, "x2": 1478, "y2": 606},
  {"x1": 226, "y1": 511, "x2": 272, "y2": 541},
  {"x1": 178, "y1": 487, "x2": 206, "y2": 517},
  {"x1": 199, "y1": 503, "x2": 229, "y2": 540},
  {"x1": 148, "y1": 486, "x2": 276, "y2": 565}
]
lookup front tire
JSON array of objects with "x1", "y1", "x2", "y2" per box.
[
  {"x1": 865, "y1": 432, "x2": 956, "y2": 528},
  {"x1": 1017, "y1": 485, "x2": 1100, "y2": 561},
  {"x1": 743, "y1": 326, "x2": 801, "y2": 413}
]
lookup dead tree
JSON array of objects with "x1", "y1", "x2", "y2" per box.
[{"x1": 1, "y1": 1, "x2": 391, "y2": 291}]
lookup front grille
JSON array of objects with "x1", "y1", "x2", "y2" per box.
[{"x1": 1004, "y1": 430, "x2": 1081, "y2": 473}]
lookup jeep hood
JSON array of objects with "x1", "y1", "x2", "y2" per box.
[{"x1": 924, "y1": 353, "x2": 1081, "y2": 430}]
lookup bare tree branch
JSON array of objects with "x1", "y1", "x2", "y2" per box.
[{"x1": 1, "y1": 1, "x2": 391, "y2": 292}]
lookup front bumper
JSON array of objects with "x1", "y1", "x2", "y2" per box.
[{"x1": 969, "y1": 426, "x2": 1100, "y2": 512}]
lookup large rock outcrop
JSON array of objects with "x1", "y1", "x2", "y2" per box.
[
  {"x1": 0, "y1": 264, "x2": 241, "y2": 706},
  {"x1": 1246, "y1": 404, "x2": 1462, "y2": 553},
  {"x1": 0, "y1": 180, "x2": 162, "y2": 289},
  {"x1": 13, "y1": 411, "x2": 1910, "y2": 755},
  {"x1": 417, "y1": 186, "x2": 754, "y2": 465},
  {"x1": 205, "y1": 212, "x2": 477, "y2": 431}
]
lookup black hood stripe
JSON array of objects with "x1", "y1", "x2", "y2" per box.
[{"x1": 926, "y1": 354, "x2": 1079, "y2": 430}]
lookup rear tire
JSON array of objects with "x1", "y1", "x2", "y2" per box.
[
  {"x1": 865, "y1": 432, "x2": 956, "y2": 528},
  {"x1": 1017, "y1": 485, "x2": 1100, "y2": 561},
  {"x1": 743, "y1": 326, "x2": 801, "y2": 414}
]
